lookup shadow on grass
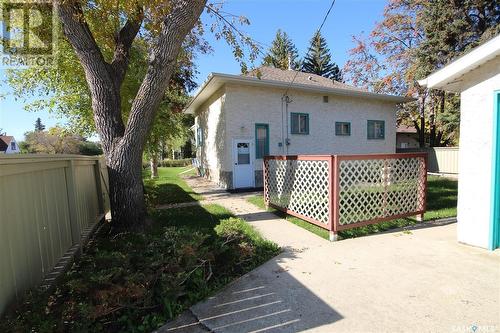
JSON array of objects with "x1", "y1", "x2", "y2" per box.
[
  {"x1": 143, "y1": 167, "x2": 203, "y2": 206},
  {"x1": 151, "y1": 204, "x2": 234, "y2": 232},
  {"x1": 145, "y1": 182, "x2": 199, "y2": 206},
  {"x1": 426, "y1": 176, "x2": 458, "y2": 212}
]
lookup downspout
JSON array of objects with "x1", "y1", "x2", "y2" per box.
[
  {"x1": 285, "y1": 95, "x2": 290, "y2": 155},
  {"x1": 281, "y1": 94, "x2": 292, "y2": 155},
  {"x1": 281, "y1": 95, "x2": 285, "y2": 154}
]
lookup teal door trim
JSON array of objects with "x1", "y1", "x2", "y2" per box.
[{"x1": 489, "y1": 91, "x2": 500, "y2": 250}]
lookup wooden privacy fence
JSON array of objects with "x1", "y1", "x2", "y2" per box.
[
  {"x1": 264, "y1": 153, "x2": 427, "y2": 241},
  {"x1": 0, "y1": 155, "x2": 109, "y2": 315}
]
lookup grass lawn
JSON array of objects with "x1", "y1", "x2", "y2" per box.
[
  {"x1": 1, "y1": 168, "x2": 279, "y2": 333},
  {"x1": 424, "y1": 176, "x2": 458, "y2": 219},
  {"x1": 247, "y1": 175, "x2": 458, "y2": 240},
  {"x1": 144, "y1": 166, "x2": 202, "y2": 206}
]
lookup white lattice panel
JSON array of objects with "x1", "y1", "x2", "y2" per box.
[
  {"x1": 338, "y1": 156, "x2": 426, "y2": 226},
  {"x1": 265, "y1": 159, "x2": 330, "y2": 225}
]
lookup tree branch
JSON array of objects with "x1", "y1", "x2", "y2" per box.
[
  {"x1": 55, "y1": 0, "x2": 125, "y2": 151},
  {"x1": 55, "y1": 0, "x2": 106, "y2": 67},
  {"x1": 207, "y1": 5, "x2": 267, "y2": 51},
  {"x1": 111, "y1": 9, "x2": 144, "y2": 86},
  {"x1": 121, "y1": 0, "x2": 207, "y2": 151}
]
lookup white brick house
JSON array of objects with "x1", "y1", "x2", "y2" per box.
[{"x1": 184, "y1": 67, "x2": 407, "y2": 189}]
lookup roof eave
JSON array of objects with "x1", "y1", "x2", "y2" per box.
[
  {"x1": 418, "y1": 34, "x2": 500, "y2": 91},
  {"x1": 183, "y1": 73, "x2": 410, "y2": 114},
  {"x1": 183, "y1": 73, "x2": 217, "y2": 114}
]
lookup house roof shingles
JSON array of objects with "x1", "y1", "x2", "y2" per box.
[
  {"x1": 0, "y1": 136, "x2": 14, "y2": 152},
  {"x1": 184, "y1": 66, "x2": 409, "y2": 114},
  {"x1": 244, "y1": 66, "x2": 368, "y2": 93},
  {"x1": 397, "y1": 125, "x2": 418, "y2": 134}
]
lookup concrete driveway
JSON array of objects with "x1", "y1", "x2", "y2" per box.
[{"x1": 159, "y1": 177, "x2": 500, "y2": 333}]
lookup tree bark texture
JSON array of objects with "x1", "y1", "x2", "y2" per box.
[
  {"x1": 417, "y1": 92, "x2": 427, "y2": 148},
  {"x1": 55, "y1": 0, "x2": 207, "y2": 230},
  {"x1": 150, "y1": 156, "x2": 159, "y2": 178},
  {"x1": 429, "y1": 93, "x2": 436, "y2": 147}
]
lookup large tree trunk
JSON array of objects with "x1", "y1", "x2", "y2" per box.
[
  {"x1": 436, "y1": 130, "x2": 444, "y2": 146},
  {"x1": 108, "y1": 148, "x2": 146, "y2": 231},
  {"x1": 56, "y1": 0, "x2": 207, "y2": 231},
  {"x1": 437, "y1": 92, "x2": 446, "y2": 146},
  {"x1": 150, "y1": 155, "x2": 159, "y2": 178},
  {"x1": 417, "y1": 92, "x2": 427, "y2": 148},
  {"x1": 429, "y1": 94, "x2": 436, "y2": 147}
]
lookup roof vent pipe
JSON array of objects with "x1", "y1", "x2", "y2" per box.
[{"x1": 287, "y1": 53, "x2": 292, "y2": 70}]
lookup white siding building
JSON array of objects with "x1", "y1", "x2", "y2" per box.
[
  {"x1": 419, "y1": 35, "x2": 500, "y2": 250},
  {"x1": 185, "y1": 67, "x2": 407, "y2": 190},
  {"x1": 0, "y1": 136, "x2": 20, "y2": 154}
]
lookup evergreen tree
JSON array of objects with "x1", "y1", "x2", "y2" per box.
[
  {"x1": 34, "y1": 118, "x2": 45, "y2": 132},
  {"x1": 263, "y1": 29, "x2": 299, "y2": 70},
  {"x1": 302, "y1": 31, "x2": 342, "y2": 81}
]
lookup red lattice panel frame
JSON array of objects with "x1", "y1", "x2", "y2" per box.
[
  {"x1": 335, "y1": 153, "x2": 427, "y2": 231},
  {"x1": 264, "y1": 155, "x2": 333, "y2": 231},
  {"x1": 264, "y1": 153, "x2": 427, "y2": 236}
]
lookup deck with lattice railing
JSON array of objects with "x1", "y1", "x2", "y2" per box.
[{"x1": 264, "y1": 153, "x2": 427, "y2": 241}]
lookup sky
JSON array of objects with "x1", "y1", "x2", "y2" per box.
[{"x1": 0, "y1": 0, "x2": 387, "y2": 141}]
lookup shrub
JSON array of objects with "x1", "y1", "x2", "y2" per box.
[
  {"x1": 215, "y1": 218, "x2": 279, "y2": 272},
  {"x1": 159, "y1": 158, "x2": 192, "y2": 167},
  {"x1": 142, "y1": 159, "x2": 192, "y2": 169}
]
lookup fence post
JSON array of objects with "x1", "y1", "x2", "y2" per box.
[
  {"x1": 416, "y1": 153, "x2": 428, "y2": 222},
  {"x1": 263, "y1": 157, "x2": 269, "y2": 208},
  {"x1": 64, "y1": 159, "x2": 80, "y2": 245},
  {"x1": 329, "y1": 155, "x2": 339, "y2": 242},
  {"x1": 93, "y1": 159, "x2": 104, "y2": 215}
]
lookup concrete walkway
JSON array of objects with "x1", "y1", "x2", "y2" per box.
[{"x1": 158, "y1": 176, "x2": 500, "y2": 333}]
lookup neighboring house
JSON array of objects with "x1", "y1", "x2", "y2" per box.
[
  {"x1": 0, "y1": 136, "x2": 20, "y2": 154},
  {"x1": 184, "y1": 66, "x2": 406, "y2": 189},
  {"x1": 419, "y1": 34, "x2": 500, "y2": 250},
  {"x1": 396, "y1": 125, "x2": 419, "y2": 149}
]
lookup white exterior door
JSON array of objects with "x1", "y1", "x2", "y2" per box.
[{"x1": 232, "y1": 139, "x2": 254, "y2": 188}]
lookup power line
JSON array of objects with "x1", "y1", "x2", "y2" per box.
[
  {"x1": 284, "y1": 0, "x2": 337, "y2": 96},
  {"x1": 318, "y1": 0, "x2": 336, "y2": 34},
  {"x1": 281, "y1": 0, "x2": 337, "y2": 154}
]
